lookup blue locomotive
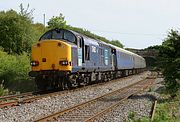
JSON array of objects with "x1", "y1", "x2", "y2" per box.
[{"x1": 29, "y1": 28, "x2": 146, "y2": 90}]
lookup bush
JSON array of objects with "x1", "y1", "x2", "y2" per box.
[
  {"x1": 157, "y1": 30, "x2": 180, "y2": 96},
  {"x1": 0, "y1": 50, "x2": 34, "y2": 93},
  {"x1": 0, "y1": 10, "x2": 37, "y2": 54},
  {"x1": 153, "y1": 92, "x2": 180, "y2": 122}
]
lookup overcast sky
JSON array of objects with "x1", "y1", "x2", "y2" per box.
[{"x1": 1, "y1": 0, "x2": 180, "y2": 49}]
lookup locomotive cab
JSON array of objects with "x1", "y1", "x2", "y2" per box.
[{"x1": 29, "y1": 29, "x2": 77, "y2": 74}]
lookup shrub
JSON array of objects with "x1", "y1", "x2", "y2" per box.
[{"x1": 0, "y1": 50, "x2": 34, "y2": 92}]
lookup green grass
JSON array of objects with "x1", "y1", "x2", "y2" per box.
[{"x1": 153, "y1": 90, "x2": 180, "y2": 122}]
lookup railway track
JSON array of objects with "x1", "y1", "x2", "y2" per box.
[
  {"x1": 0, "y1": 92, "x2": 35, "y2": 108},
  {"x1": 35, "y1": 78, "x2": 154, "y2": 122},
  {"x1": 0, "y1": 73, "x2": 145, "y2": 109},
  {"x1": 0, "y1": 91, "x2": 34, "y2": 102}
]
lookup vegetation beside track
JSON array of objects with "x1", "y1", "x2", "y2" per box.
[
  {"x1": 153, "y1": 90, "x2": 180, "y2": 122},
  {"x1": 128, "y1": 30, "x2": 180, "y2": 122},
  {"x1": 0, "y1": 50, "x2": 35, "y2": 94},
  {"x1": 126, "y1": 90, "x2": 180, "y2": 122}
]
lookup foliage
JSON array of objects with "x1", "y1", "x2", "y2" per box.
[
  {"x1": 126, "y1": 111, "x2": 149, "y2": 122},
  {"x1": 0, "y1": 10, "x2": 34, "y2": 54},
  {"x1": 128, "y1": 111, "x2": 136, "y2": 121},
  {"x1": 0, "y1": 50, "x2": 31, "y2": 89},
  {"x1": 157, "y1": 30, "x2": 180, "y2": 95},
  {"x1": 110, "y1": 40, "x2": 124, "y2": 48},
  {"x1": 145, "y1": 45, "x2": 161, "y2": 50},
  {"x1": 32, "y1": 23, "x2": 47, "y2": 41},
  {"x1": 0, "y1": 5, "x2": 38, "y2": 54},
  {"x1": 153, "y1": 90, "x2": 180, "y2": 122},
  {"x1": 48, "y1": 13, "x2": 66, "y2": 29},
  {"x1": 153, "y1": 105, "x2": 171, "y2": 122},
  {"x1": 19, "y1": 3, "x2": 34, "y2": 22}
]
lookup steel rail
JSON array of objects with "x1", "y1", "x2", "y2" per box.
[
  {"x1": 151, "y1": 100, "x2": 157, "y2": 121},
  {"x1": 85, "y1": 79, "x2": 154, "y2": 122},
  {"x1": 0, "y1": 73, "x2": 141, "y2": 108},
  {"x1": 0, "y1": 92, "x2": 33, "y2": 101},
  {"x1": 34, "y1": 78, "x2": 154, "y2": 122}
]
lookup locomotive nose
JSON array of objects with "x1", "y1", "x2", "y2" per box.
[{"x1": 31, "y1": 40, "x2": 72, "y2": 72}]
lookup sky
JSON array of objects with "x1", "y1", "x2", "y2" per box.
[{"x1": 0, "y1": 0, "x2": 180, "y2": 49}]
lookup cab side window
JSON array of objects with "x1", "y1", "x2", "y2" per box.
[
  {"x1": 41, "y1": 31, "x2": 52, "y2": 40},
  {"x1": 64, "y1": 31, "x2": 76, "y2": 43},
  {"x1": 77, "y1": 36, "x2": 82, "y2": 48},
  {"x1": 85, "y1": 45, "x2": 90, "y2": 60}
]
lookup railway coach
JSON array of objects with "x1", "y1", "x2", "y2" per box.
[{"x1": 29, "y1": 28, "x2": 146, "y2": 90}]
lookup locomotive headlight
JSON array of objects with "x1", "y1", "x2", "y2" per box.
[
  {"x1": 30, "y1": 61, "x2": 39, "y2": 66},
  {"x1": 59, "y1": 60, "x2": 69, "y2": 66}
]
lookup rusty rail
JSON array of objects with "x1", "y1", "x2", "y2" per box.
[
  {"x1": 151, "y1": 100, "x2": 157, "y2": 121},
  {"x1": 35, "y1": 78, "x2": 154, "y2": 122},
  {"x1": 0, "y1": 92, "x2": 34, "y2": 101},
  {"x1": 0, "y1": 73, "x2": 142, "y2": 108}
]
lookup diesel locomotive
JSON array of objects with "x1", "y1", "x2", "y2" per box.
[{"x1": 29, "y1": 28, "x2": 146, "y2": 90}]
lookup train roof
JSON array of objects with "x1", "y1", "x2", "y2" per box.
[
  {"x1": 108, "y1": 43, "x2": 144, "y2": 59},
  {"x1": 69, "y1": 29, "x2": 144, "y2": 60}
]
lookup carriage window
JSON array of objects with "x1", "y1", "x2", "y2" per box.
[
  {"x1": 85, "y1": 45, "x2": 90, "y2": 60},
  {"x1": 104, "y1": 49, "x2": 109, "y2": 65}
]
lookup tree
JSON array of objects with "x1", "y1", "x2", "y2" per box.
[
  {"x1": 19, "y1": 3, "x2": 34, "y2": 22},
  {"x1": 158, "y1": 29, "x2": 180, "y2": 96},
  {"x1": 110, "y1": 40, "x2": 124, "y2": 48},
  {"x1": 32, "y1": 23, "x2": 46, "y2": 41},
  {"x1": 47, "y1": 13, "x2": 66, "y2": 28},
  {"x1": 0, "y1": 8, "x2": 36, "y2": 54}
]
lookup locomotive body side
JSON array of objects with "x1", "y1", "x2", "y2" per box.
[{"x1": 70, "y1": 34, "x2": 113, "y2": 73}]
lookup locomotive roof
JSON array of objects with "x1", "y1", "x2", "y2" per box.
[{"x1": 68, "y1": 29, "x2": 103, "y2": 43}]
